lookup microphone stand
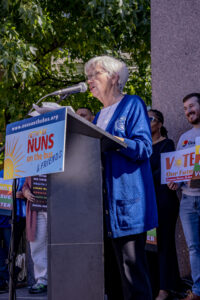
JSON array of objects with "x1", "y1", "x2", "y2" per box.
[
  {"x1": 27, "y1": 87, "x2": 76, "y2": 116},
  {"x1": 27, "y1": 92, "x2": 60, "y2": 116},
  {"x1": 9, "y1": 178, "x2": 17, "y2": 300}
]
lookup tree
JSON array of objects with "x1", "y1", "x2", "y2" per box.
[{"x1": 0, "y1": 0, "x2": 151, "y2": 136}]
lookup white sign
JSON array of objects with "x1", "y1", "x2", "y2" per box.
[
  {"x1": 161, "y1": 147, "x2": 195, "y2": 184},
  {"x1": 4, "y1": 108, "x2": 67, "y2": 179}
]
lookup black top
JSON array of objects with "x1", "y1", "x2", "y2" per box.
[
  {"x1": 150, "y1": 138, "x2": 175, "y2": 187},
  {"x1": 150, "y1": 138, "x2": 179, "y2": 210}
]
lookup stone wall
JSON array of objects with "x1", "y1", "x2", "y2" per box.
[
  {"x1": 151, "y1": 0, "x2": 200, "y2": 145},
  {"x1": 151, "y1": 0, "x2": 200, "y2": 278}
]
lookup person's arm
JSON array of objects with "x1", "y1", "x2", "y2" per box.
[
  {"x1": 118, "y1": 97, "x2": 152, "y2": 161},
  {"x1": 22, "y1": 177, "x2": 35, "y2": 202}
]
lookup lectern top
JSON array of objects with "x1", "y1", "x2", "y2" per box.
[{"x1": 66, "y1": 109, "x2": 127, "y2": 152}]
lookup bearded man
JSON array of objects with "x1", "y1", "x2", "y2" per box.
[{"x1": 169, "y1": 93, "x2": 200, "y2": 300}]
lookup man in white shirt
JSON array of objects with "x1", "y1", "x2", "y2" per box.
[{"x1": 169, "y1": 93, "x2": 200, "y2": 300}]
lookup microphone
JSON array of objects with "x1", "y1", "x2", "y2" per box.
[
  {"x1": 27, "y1": 82, "x2": 87, "y2": 117},
  {"x1": 49, "y1": 82, "x2": 87, "y2": 96}
]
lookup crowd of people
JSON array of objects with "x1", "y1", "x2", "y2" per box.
[{"x1": 0, "y1": 55, "x2": 199, "y2": 300}]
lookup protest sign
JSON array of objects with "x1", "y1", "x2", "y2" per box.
[
  {"x1": 190, "y1": 137, "x2": 200, "y2": 188},
  {"x1": 161, "y1": 147, "x2": 195, "y2": 184},
  {"x1": 30, "y1": 175, "x2": 47, "y2": 212},
  {"x1": 4, "y1": 108, "x2": 67, "y2": 179},
  {"x1": 0, "y1": 178, "x2": 13, "y2": 215},
  {"x1": 146, "y1": 228, "x2": 157, "y2": 252},
  {"x1": 146, "y1": 228, "x2": 157, "y2": 245}
]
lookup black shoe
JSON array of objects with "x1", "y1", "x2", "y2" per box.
[
  {"x1": 16, "y1": 280, "x2": 27, "y2": 289},
  {"x1": 29, "y1": 283, "x2": 47, "y2": 294}
]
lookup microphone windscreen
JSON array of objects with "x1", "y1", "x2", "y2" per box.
[{"x1": 80, "y1": 82, "x2": 88, "y2": 93}]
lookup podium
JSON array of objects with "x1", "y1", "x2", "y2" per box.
[{"x1": 48, "y1": 109, "x2": 126, "y2": 300}]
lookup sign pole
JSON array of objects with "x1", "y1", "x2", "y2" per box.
[{"x1": 9, "y1": 178, "x2": 17, "y2": 300}]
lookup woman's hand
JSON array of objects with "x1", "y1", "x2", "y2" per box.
[
  {"x1": 167, "y1": 182, "x2": 178, "y2": 190},
  {"x1": 23, "y1": 189, "x2": 35, "y2": 202}
]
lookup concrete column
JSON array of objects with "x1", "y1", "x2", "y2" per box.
[
  {"x1": 151, "y1": 0, "x2": 200, "y2": 144},
  {"x1": 151, "y1": 0, "x2": 200, "y2": 279}
]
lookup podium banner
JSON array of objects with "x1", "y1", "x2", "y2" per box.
[{"x1": 4, "y1": 108, "x2": 67, "y2": 179}]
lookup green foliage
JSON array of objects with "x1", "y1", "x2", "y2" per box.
[{"x1": 0, "y1": 0, "x2": 151, "y2": 141}]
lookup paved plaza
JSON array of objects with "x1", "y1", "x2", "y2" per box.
[{"x1": 0, "y1": 287, "x2": 47, "y2": 300}]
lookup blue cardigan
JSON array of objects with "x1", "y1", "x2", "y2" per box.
[{"x1": 94, "y1": 94, "x2": 158, "y2": 238}]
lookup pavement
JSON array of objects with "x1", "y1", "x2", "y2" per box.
[
  {"x1": 0, "y1": 288, "x2": 186, "y2": 300},
  {"x1": 0, "y1": 277, "x2": 189, "y2": 300},
  {"x1": 0, "y1": 287, "x2": 47, "y2": 299}
]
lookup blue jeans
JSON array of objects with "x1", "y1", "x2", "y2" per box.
[{"x1": 180, "y1": 194, "x2": 200, "y2": 296}]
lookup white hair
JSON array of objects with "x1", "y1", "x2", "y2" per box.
[{"x1": 84, "y1": 55, "x2": 129, "y2": 91}]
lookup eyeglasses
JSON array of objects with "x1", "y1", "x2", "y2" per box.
[
  {"x1": 87, "y1": 70, "x2": 107, "y2": 80},
  {"x1": 149, "y1": 116, "x2": 157, "y2": 122}
]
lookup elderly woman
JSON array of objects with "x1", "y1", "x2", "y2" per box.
[{"x1": 85, "y1": 56, "x2": 158, "y2": 300}]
